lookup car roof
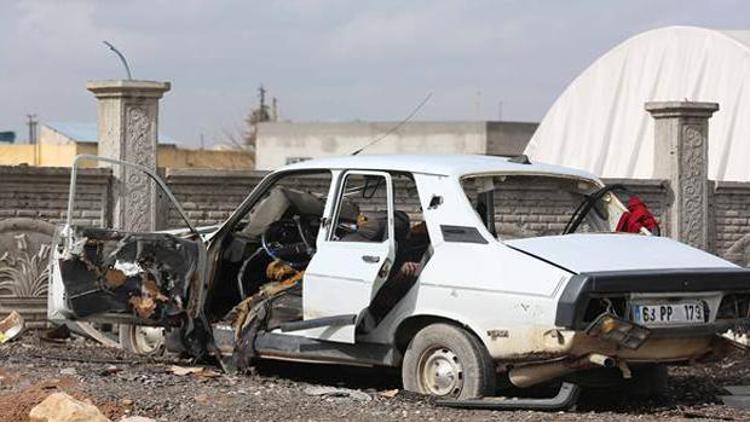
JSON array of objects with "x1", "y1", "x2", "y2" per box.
[{"x1": 279, "y1": 154, "x2": 600, "y2": 180}]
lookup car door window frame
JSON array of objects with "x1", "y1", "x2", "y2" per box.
[{"x1": 326, "y1": 170, "x2": 395, "y2": 247}]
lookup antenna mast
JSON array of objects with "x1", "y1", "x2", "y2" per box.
[{"x1": 351, "y1": 91, "x2": 433, "y2": 156}]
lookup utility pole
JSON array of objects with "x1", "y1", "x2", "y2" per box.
[
  {"x1": 258, "y1": 85, "x2": 266, "y2": 114},
  {"x1": 26, "y1": 114, "x2": 38, "y2": 145}
]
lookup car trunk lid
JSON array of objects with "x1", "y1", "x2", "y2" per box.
[{"x1": 506, "y1": 233, "x2": 736, "y2": 274}]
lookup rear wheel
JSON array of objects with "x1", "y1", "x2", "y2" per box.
[{"x1": 402, "y1": 323, "x2": 495, "y2": 400}]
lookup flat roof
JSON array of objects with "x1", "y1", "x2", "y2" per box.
[
  {"x1": 279, "y1": 154, "x2": 599, "y2": 180},
  {"x1": 44, "y1": 122, "x2": 177, "y2": 145}
]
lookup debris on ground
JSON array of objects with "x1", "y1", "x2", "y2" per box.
[
  {"x1": 303, "y1": 385, "x2": 372, "y2": 402},
  {"x1": 2, "y1": 332, "x2": 750, "y2": 421},
  {"x1": 28, "y1": 392, "x2": 108, "y2": 422},
  {"x1": 66, "y1": 322, "x2": 120, "y2": 348},
  {"x1": 168, "y1": 365, "x2": 222, "y2": 378},
  {"x1": 0, "y1": 311, "x2": 24, "y2": 343},
  {"x1": 40, "y1": 325, "x2": 71, "y2": 344}
]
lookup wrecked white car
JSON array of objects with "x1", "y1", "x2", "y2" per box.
[{"x1": 49, "y1": 154, "x2": 750, "y2": 409}]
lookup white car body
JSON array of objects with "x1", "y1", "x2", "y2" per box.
[{"x1": 49, "y1": 154, "x2": 750, "y2": 399}]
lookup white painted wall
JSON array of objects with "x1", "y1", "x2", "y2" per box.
[{"x1": 255, "y1": 121, "x2": 488, "y2": 170}]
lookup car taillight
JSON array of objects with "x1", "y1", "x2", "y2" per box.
[{"x1": 716, "y1": 293, "x2": 750, "y2": 320}]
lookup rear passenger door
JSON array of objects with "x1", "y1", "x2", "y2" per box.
[{"x1": 301, "y1": 171, "x2": 396, "y2": 343}]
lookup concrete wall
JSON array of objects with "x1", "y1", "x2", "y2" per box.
[
  {"x1": 714, "y1": 182, "x2": 750, "y2": 259},
  {"x1": 486, "y1": 122, "x2": 538, "y2": 157},
  {"x1": 0, "y1": 166, "x2": 111, "y2": 227},
  {"x1": 158, "y1": 146, "x2": 254, "y2": 170},
  {"x1": 1, "y1": 165, "x2": 748, "y2": 266},
  {"x1": 256, "y1": 121, "x2": 488, "y2": 170},
  {"x1": 38, "y1": 125, "x2": 74, "y2": 145}
]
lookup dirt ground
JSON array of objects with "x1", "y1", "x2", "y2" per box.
[{"x1": 1, "y1": 333, "x2": 750, "y2": 421}]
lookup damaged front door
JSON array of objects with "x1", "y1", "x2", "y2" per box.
[{"x1": 48, "y1": 155, "x2": 208, "y2": 327}]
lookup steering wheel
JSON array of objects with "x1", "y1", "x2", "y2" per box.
[{"x1": 260, "y1": 216, "x2": 318, "y2": 269}]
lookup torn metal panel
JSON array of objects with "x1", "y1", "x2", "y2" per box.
[
  {"x1": 58, "y1": 227, "x2": 203, "y2": 325},
  {"x1": 0, "y1": 311, "x2": 24, "y2": 343}
]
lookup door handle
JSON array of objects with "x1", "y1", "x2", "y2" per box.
[{"x1": 361, "y1": 255, "x2": 380, "y2": 264}]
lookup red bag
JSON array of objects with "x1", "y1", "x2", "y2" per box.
[{"x1": 616, "y1": 196, "x2": 659, "y2": 234}]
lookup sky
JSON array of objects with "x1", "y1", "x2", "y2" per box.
[{"x1": 1, "y1": 0, "x2": 749, "y2": 148}]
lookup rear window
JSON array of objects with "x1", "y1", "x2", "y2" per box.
[{"x1": 461, "y1": 175, "x2": 621, "y2": 240}]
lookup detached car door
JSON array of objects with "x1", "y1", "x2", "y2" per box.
[
  {"x1": 48, "y1": 155, "x2": 208, "y2": 327},
  {"x1": 302, "y1": 171, "x2": 397, "y2": 343}
]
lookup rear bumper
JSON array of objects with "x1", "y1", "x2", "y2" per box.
[{"x1": 555, "y1": 267, "x2": 750, "y2": 330}]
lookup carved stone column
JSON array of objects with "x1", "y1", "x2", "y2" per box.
[
  {"x1": 645, "y1": 101, "x2": 719, "y2": 250},
  {"x1": 87, "y1": 80, "x2": 170, "y2": 231}
]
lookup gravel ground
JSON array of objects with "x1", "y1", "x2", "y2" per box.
[{"x1": 1, "y1": 333, "x2": 750, "y2": 421}]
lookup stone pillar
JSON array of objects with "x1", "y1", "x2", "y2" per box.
[
  {"x1": 87, "y1": 80, "x2": 170, "y2": 231},
  {"x1": 645, "y1": 101, "x2": 718, "y2": 250}
]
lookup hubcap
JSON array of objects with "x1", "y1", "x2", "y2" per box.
[
  {"x1": 418, "y1": 347, "x2": 463, "y2": 397},
  {"x1": 131, "y1": 326, "x2": 164, "y2": 355}
]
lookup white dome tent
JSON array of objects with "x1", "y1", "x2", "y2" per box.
[{"x1": 525, "y1": 26, "x2": 750, "y2": 182}]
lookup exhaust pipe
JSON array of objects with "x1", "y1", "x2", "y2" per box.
[{"x1": 508, "y1": 353, "x2": 615, "y2": 389}]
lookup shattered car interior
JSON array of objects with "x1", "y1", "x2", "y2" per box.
[{"x1": 50, "y1": 154, "x2": 750, "y2": 410}]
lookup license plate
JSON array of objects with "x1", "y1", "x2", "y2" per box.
[{"x1": 632, "y1": 301, "x2": 706, "y2": 326}]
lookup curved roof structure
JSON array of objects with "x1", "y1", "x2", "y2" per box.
[{"x1": 525, "y1": 26, "x2": 750, "y2": 181}]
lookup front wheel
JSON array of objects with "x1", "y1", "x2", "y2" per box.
[
  {"x1": 118, "y1": 324, "x2": 165, "y2": 356},
  {"x1": 402, "y1": 323, "x2": 496, "y2": 400}
]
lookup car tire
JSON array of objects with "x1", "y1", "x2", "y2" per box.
[
  {"x1": 402, "y1": 323, "x2": 495, "y2": 400},
  {"x1": 118, "y1": 324, "x2": 166, "y2": 356}
]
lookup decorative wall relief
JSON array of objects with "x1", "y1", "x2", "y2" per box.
[
  {"x1": 0, "y1": 218, "x2": 55, "y2": 297},
  {"x1": 679, "y1": 124, "x2": 708, "y2": 248},
  {"x1": 124, "y1": 105, "x2": 155, "y2": 232}
]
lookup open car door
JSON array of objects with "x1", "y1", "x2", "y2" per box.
[
  {"x1": 48, "y1": 155, "x2": 209, "y2": 328},
  {"x1": 299, "y1": 170, "x2": 397, "y2": 343}
]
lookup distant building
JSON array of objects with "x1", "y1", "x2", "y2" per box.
[
  {"x1": 39, "y1": 122, "x2": 176, "y2": 146},
  {"x1": 0, "y1": 122, "x2": 253, "y2": 169},
  {"x1": 0, "y1": 131, "x2": 15, "y2": 143},
  {"x1": 255, "y1": 121, "x2": 537, "y2": 170}
]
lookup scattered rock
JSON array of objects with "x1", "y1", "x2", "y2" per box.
[
  {"x1": 100, "y1": 365, "x2": 122, "y2": 376},
  {"x1": 380, "y1": 389, "x2": 400, "y2": 399},
  {"x1": 304, "y1": 385, "x2": 372, "y2": 402},
  {"x1": 118, "y1": 417, "x2": 155, "y2": 422},
  {"x1": 28, "y1": 392, "x2": 109, "y2": 422},
  {"x1": 193, "y1": 394, "x2": 210, "y2": 403},
  {"x1": 59, "y1": 368, "x2": 77, "y2": 376},
  {"x1": 168, "y1": 365, "x2": 221, "y2": 378},
  {"x1": 120, "y1": 399, "x2": 134, "y2": 406}
]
